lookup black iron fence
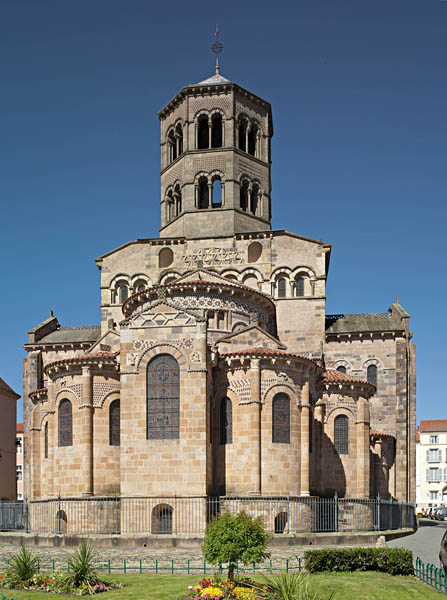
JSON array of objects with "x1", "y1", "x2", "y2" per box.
[{"x1": 0, "y1": 495, "x2": 415, "y2": 536}]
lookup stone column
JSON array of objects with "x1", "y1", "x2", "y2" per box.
[
  {"x1": 81, "y1": 366, "x2": 94, "y2": 496},
  {"x1": 47, "y1": 380, "x2": 55, "y2": 498},
  {"x1": 313, "y1": 399, "x2": 325, "y2": 496},
  {"x1": 248, "y1": 358, "x2": 262, "y2": 495},
  {"x1": 300, "y1": 379, "x2": 310, "y2": 496},
  {"x1": 208, "y1": 182, "x2": 213, "y2": 207},
  {"x1": 356, "y1": 396, "x2": 370, "y2": 498}
]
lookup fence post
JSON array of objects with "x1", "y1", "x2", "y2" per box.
[
  {"x1": 376, "y1": 494, "x2": 380, "y2": 531},
  {"x1": 24, "y1": 496, "x2": 30, "y2": 533},
  {"x1": 388, "y1": 496, "x2": 393, "y2": 530},
  {"x1": 334, "y1": 491, "x2": 338, "y2": 533},
  {"x1": 399, "y1": 501, "x2": 402, "y2": 529},
  {"x1": 287, "y1": 494, "x2": 290, "y2": 534},
  {"x1": 57, "y1": 494, "x2": 62, "y2": 534}
]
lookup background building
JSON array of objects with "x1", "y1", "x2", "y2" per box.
[
  {"x1": 0, "y1": 378, "x2": 20, "y2": 501},
  {"x1": 416, "y1": 420, "x2": 447, "y2": 509},
  {"x1": 22, "y1": 67, "x2": 416, "y2": 533}
]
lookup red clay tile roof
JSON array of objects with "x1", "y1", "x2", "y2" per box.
[
  {"x1": 16, "y1": 423, "x2": 24, "y2": 433},
  {"x1": 218, "y1": 347, "x2": 323, "y2": 369},
  {"x1": 370, "y1": 430, "x2": 395, "y2": 438},
  {"x1": 122, "y1": 280, "x2": 275, "y2": 316},
  {"x1": 29, "y1": 387, "x2": 48, "y2": 398},
  {"x1": 322, "y1": 369, "x2": 376, "y2": 388},
  {"x1": 420, "y1": 420, "x2": 447, "y2": 433},
  {"x1": 43, "y1": 352, "x2": 119, "y2": 374}
]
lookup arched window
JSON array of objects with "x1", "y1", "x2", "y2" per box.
[
  {"x1": 118, "y1": 284, "x2": 128, "y2": 304},
  {"x1": 238, "y1": 120, "x2": 247, "y2": 152},
  {"x1": 212, "y1": 178, "x2": 222, "y2": 208},
  {"x1": 272, "y1": 393, "x2": 290, "y2": 443},
  {"x1": 109, "y1": 399, "x2": 120, "y2": 446},
  {"x1": 198, "y1": 115, "x2": 209, "y2": 149},
  {"x1": 58, "y1": 399, "x2": 72, "y2": 447},
  {"x1": 174, "y1": 183, "x2": 182, "y2": 216},
  {"x1": 250, "y1": 184, "x2": 259, "y2": 215},
  {"x1": 248, "y1": 124, "x2": 257, "y2": 156},
  {"x1": 334, "y1": 415, "x2": 349, "y2": 454},
  {"x1": 336, "y1": 366, "x2": 346, "y2": 374},
  {"x1": 295, "y1": 276, "x2": 305, "y2": 297},
  {"x1": 159, "y1": 247, "x2": 173, "y2": 268},
  {"x1": 175, "y1": 123, "x2": 183, "y2": 156},
  {"x1": 152, "y1": 504, "x2": 173, "y2": 534},
  {"x1": 134, "y1": 279, "x2": 146, "y2": 293},
  {"x1": 367, "y1": 365, "x2": 378, "y2": 386},
  {"x1": 240, "y1": 180, "x2": 249, "y2": 211},
  {"x1": 198, "y1": 177, "x2": 209, "y2": 209},
  {"x1": 168, "y1": 130, "x2": 176, "y2": 163},
  {"x1": 277, "y1": 278, "x2": 287, "y2": 298},
  {"x1": 220, "y1": 397, "x2": 232, "y2": 444},
  {"x1": 44, "y1": 421, "x2": 48, "y2": 459},
  {"x1": 147, "y1": 355, "x2": 180, "y2": 440},
  {"x1": 211, "y1": 114, "x2": 222, "y2": 148}
]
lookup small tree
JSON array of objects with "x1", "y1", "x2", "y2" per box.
[{"x1": 202, "y1": 510, "x2": 270, "y2": 580}]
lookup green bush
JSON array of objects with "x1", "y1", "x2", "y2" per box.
[
  {"x1": 202, "y1": 511, "x2": 270, "y2": 580},
  {"x1": 304, "y1": 547, "x2": 413, "y2": 576},
  {"x1": 2, "y1": 541, "x2": 40, "y2": 583}
]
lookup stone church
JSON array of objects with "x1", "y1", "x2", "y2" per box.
[{"x1": 23, "y1": 64, "x2": 416, "y2": 532}]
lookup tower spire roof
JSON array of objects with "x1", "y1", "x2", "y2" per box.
[{"x1": 211, "y1": 24, "x2": 223, "y2": 74}]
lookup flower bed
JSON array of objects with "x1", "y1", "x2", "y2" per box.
[
  {"x1": 184, "y1": 577, "x2": 267, "y2": 600},
  {"x1": 0, "y1": 571, "x2": 120, "y2": 595}
]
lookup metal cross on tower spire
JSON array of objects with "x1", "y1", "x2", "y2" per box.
[{"x1": 211, "y1": 25, "x2": 223, "y2": 74}]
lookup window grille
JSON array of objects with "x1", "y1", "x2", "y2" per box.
[
  {"x1": 220, "y1": 397, "x2": 232, "y2": 444},
  {"x1": 58, "y1": 399, "x2": 72, "y2": 447},
  {"x1": 109, "y1": 399, "x2": 120, "y2": 446},
  {"x1": 44, "y1": 422, "x2": 48, "y2": 458},
  {"x1": 147, "y1": 355, "x2": 180, "y2": 440},
  {"x1": 334, "y1": 414, "x2": 349, "y2": 454},
  {"x1": 272, "y1": 393, "x2": 290, "y2": 443},
  {"x1": 367, "y1": 365, "x2": 377, "y2": 386}
]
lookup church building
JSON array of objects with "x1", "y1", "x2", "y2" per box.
[{"x1": 22, "y1": 61, "x2": 416, "y2": 533}]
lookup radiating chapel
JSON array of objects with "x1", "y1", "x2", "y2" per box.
[{"x1": 23, "y1": 60, "x2": 416, "y2": 527}]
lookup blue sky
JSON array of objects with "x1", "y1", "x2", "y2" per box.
[{"x1": 1, "y1": 0, "x2": 445, "y2": 424}]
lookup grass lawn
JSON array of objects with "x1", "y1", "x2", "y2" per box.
[{"x1": 0, "y1": 572, "x2": 442, "y2": 599}]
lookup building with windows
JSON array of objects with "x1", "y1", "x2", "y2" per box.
[
  {"x1": 22, "y1": 65, "x2": 416, "y2": 534},
  {"x1": 0, "y1": 378, "x2": 20, "y2": 501},
  {"x1": 16, "y1": 423, "x2": 24, "y2": 500},
  {"x1": 416, "y1": 420, "x2": 447, "y2": 509}
]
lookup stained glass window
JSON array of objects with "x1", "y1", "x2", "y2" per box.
[
  {"x1": 109, "y1": 399, "x2": 120, "y2": 446},
  {"x1": 334, "y1": 414, "x2": 349, "y2": 454},
  {"x1": 272, "y1": 393, "x2": 290, "y2": 443},
  {"x1": 58, "y1": 399, "x2": 72, "y2": 447},
  {"x1": 367, "y1": 365, "x2": 377, "y2": 386},
  {"x1": 220, "y1": 397, "x2": 232, "y2": 444},
  {"x1": 147, "y1": 355, "x2": 179, "y2": 440}
]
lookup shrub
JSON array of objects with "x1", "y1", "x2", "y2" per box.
[
  {"x1": 202, "y1": 511, "x2": 270, "y2": 580},
  {"x1": 255, "y1": 570, "x2": 334, "y2": 600},
  {"x1": 2, "y1": 541, "x2": 39, "y2": 583},
  {"x1": 304, "y1": 547, "x2": 413, "y2": 576},
  {"x1": 60, "y1": 538, "x2": 107, "y2": 593}
]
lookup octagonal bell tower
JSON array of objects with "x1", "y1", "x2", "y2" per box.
[{"x1": 158, "y1": 68, "x2": 273, "y2": 239}]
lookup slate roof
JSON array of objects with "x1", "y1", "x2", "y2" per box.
[
  {"x1": 0, "y1": 377, "x2": 20, "y2": 399},
  {"x1": 325, "y1": 312, "x2": 403, "y2": 334},
  {"x1": 420, "y1": 420, "x2": 447, "y2": 433},
  {"x1": 193, "y1": 72, "x2": 232, "y2": 86},
  {"x1": 35, "y1": 326, "x2": 101, "y2": 345}
]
